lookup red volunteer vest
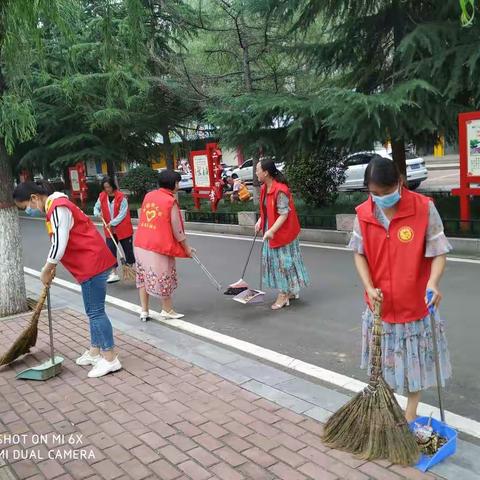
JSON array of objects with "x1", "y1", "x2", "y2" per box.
[
  {"x1": 45, "y1": 197, "x2": 116, "y2": 283},
  {"x1": 356, "y1": 189, "x2": 432, "y2": 324},
  {"x1": 99, "y1": 190, "x2": 133, "y2": 240},
  {"x1": 134, "y1": 189, "x2": 187, "y2": 258},
  {"x1": 260, "y1": 180, "x2": 301, "y2": 248}
]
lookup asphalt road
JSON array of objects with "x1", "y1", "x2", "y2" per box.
[{"x1": 20, "y1": 217, "x2": 480, "y2": 423}]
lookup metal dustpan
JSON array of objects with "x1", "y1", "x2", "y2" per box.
[
  {"x1": 233, "y1": 241, "x2": 265, "y2": 304},
  {"x1": 17, "y1": 288, "x2": 64, "y2": 381},
  {"x1": 410, "y1": 290, "x2": 456, "y2": 471}
]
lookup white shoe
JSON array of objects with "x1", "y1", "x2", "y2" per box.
[
  {"x1": 140, "y1": 311, "x2": 150, "y2": 322},
  {"x1": 107, "y1": 272, "x2": 120, "y2": 284},
  {"x1": 87, "y1": 357, "x2": 122, "y2": 378},
  {"x1": 76, "y1": 350, "x2": 101, "y2": 366},
  {"x1": 160, "y1": 310, "x2": 184, "y2": 319}
]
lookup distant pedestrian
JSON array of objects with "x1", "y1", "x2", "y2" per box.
[
  {"x1": 255, "y1": 158, "x2": 310, "y2": 309},
  {"x1": 13, "y1": 181, "x2": 122, "y2": 378},
  {"x1": 350, "y1": 156, "x2": 452, "y2": 422},
  {"x1": 93, "y1": 176, "x2": 135, "y2": 283},
  {"x1": 134, "y1": 170, "x2": 195, "y2": 321}
]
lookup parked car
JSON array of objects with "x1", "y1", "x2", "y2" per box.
[
  {"x1": 339, "y1": 151, "x2": 428, "y2": 191},
  {"x1": 231, "y1": 159, "x2": 285, "y2": 183}
]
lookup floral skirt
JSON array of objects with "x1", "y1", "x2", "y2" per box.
[
  {"x1": 134, "y1": 247, "x2": 178, "y2": 298},
  {"x1": 361, "y1": 308, "x2": 452, "y2": 394},
  {"x1": 261, "y1": 238, "x2": 310, "y2": 295}
]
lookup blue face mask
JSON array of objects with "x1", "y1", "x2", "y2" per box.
[
  {"x1": 371, "y1": 188, "x2": 401, "y2": 209},
  {"x1": 25, "y1": 199, "x2": 43, "y2": 217}
]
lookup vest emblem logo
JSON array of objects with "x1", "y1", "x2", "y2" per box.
[
  {"x1": 146, "y1": 210, "x2": 156, "y2": 222},
  {"x1": 398, "y1": 226, "x2": 414, "y2": 243}
]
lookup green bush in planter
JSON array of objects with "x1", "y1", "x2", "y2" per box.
[{"x1": 120, "y1": 166, "x2": 159, "y2": 199}]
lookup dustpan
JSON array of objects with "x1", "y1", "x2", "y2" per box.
[
  {"x1": 233, "y1": 240, "x2": 265, "y2": 304},
  {"x1": 410, "y1": 289, "x2": 456, "y2": 471},
  {"x1": 17, "y1": 287, "x2": 64, "y2": 381}
]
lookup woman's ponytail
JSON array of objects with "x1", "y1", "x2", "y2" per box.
[{"x1": 260, "y1": 158, "x2": 288, "y2": 185}]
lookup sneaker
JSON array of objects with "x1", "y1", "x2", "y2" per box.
[
  {"x1": 87, "y1": 357, "x2": 122, "y2": 378},
  {"x1": 76, "y1": 350, "x2": 101, "y2": 366},
  {"x1": 160, "y1": 310, "x2": 184, "y2": 320},
  {"x1": 107, "y1": 272, "x2": 120, "y2": 284},
  {"x1": 140, "y1": 311, "x2": 150, "y2": 322}
]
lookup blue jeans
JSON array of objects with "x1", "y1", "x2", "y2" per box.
[{"x1": 80, "y1": 270, "x2": 114, "y2": 351}]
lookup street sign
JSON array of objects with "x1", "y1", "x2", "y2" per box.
[
  {"x1": 189, "y1": 143, "x2": 223, "y2": 212},
  {"x1": 68, "y1": 162, "x2": 88, "y2": 208},
  {"x1": 451, "y1": 112, "x2": 480, "y2": 223}
]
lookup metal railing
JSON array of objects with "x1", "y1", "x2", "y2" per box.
[
  {"x1": 184, "y1": 210, "x2": 239, "y2": 225},
  {"x1": 442, "y1": 218, "x2": 480, "y2": 238}
]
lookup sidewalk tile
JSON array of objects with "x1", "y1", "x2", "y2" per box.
[{"x1": 177, "y1": 460, "x2": 211, "y2": 480}]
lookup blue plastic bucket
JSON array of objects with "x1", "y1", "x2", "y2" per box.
[{"x1": 410, "y1": 416, "x2": 457, "y2": 472}]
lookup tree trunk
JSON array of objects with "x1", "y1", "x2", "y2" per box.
[
  {"x1": 106, "y1": 158, "x2": 116, "y2": 178},
  {"x1": 0, "y1": 139, "x2": 28, "y2": 317},
  {"x1": 162, "y1": 128, "x2": 174, "y2": 170},
  {"x1": 391, "y1": 138, "x2": 407, "y2": 179}
]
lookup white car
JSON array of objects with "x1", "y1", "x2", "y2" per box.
[
  {"x1": 339, "y1": 151, "x2": 428, "y2": 191},
  {"x1": 231, "y1": 159, "x2": 284, "y2": 183}
]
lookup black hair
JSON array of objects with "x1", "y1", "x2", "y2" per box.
[
  {"x1": 12, "y1": 180, "x2": 55, "y2": 202},
  {"x1": 158, "y1": 169, "x2": 181, "y2": 191},
  {"x1": 259, "y1": 158, "x2": 287, "y2": 185},
  {"x1": 102, "y1": 176, "x2": 118, "y2": 191},
  {"x1": 364, "y1": 155, "x2": 400, "y2": 188}
]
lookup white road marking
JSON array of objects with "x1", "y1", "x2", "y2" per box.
[
  {"x1": 21, "y1": 216, "x2": 480, "y2": 264},
  {"x1": 24, "y1": 266, "x2": 480, "y2": 439}
]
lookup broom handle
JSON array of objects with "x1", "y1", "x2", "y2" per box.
[
  {"x1": 241, "y1": 229, "x2": 259, "y2": 279},
  {"x1": 427, "y1": 290, "x2": 445, "y2": 422},
  {"x1": 101, "y1": 217, "x2": 126, "y2": 263},
  {"x1": 192, "y1": 253, "x2": 222, "y2": 291},
  {"x1": 47, "y1": 287, "x2": 55, "y2": 364},
  {"x1": 369, "y1": 292, "x2": 383, "y2": 387}
]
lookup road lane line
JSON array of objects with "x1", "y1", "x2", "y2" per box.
[
  {"x1": 21, "y1": 217, "x2": 480, "y2": 264},
  {"x1": 24, "y1": 266, "x2": 480, "y2": 439}
]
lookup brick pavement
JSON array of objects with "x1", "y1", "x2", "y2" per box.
[{"x1": 0, "y1": 309, "x2": 439, "y2": 480}]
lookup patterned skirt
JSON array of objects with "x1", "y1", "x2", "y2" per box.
[
  {"x1": 361, "y1": 308, "x2": 452, "y2": 394},
  {"x1": 261, "y1": 238, "x2": 310, "y2": 295},
  {"x1": 134, "y1": 247, "x2": 178, "y2": 298}
]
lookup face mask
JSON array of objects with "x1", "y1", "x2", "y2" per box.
[
  {"x1": 371, "y1": 188, "x2": 401, "y2": 209},
  {"x1": 25, "y1": 197, "x2": 43, "y2": 217}
]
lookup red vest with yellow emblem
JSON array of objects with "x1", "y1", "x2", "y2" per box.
[
  {"x1": 99, "y1": 190, "x2": 133, "y2": 240},
  {"x1": 259, "y1": 180, "x2": 301, "y2": 249},
  {"x1": 356, "y1": 188, "x2": 432, "y2": 324},
  {"x1": 45, "y1": 197, "x2": 116, "y2": 283},
  {"x1": 134, "y1": 189, "x2": 187, "y2": 258}
]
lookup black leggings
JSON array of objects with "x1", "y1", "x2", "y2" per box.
[{"x1": 106, "y1": 235, "x2": 136, "y2": 267}]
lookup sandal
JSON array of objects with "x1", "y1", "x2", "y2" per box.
[{"x1": 271, "y1": 294, "x2": 290, "y2": 310}]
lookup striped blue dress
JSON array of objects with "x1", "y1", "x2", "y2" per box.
[
  {"x1": 261, "y1": 192, "x2": 310, "y2": 295},
  {"x1": 349, "y1": 202, "x2": 452, "y2": 394}
]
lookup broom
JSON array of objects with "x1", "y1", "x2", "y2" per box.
[
  {"x1": 101, "y1": 217, "x2": 136, "y2": 281},
  {"x1": 0, "y1": 286, "x2": 48, "y2": 366},
  {"x1": 224, "y1": 229, "x2": 259, "y2": 295},
  {"x1": 322, "y1": 293, "x2": 420, "y2": 466}
]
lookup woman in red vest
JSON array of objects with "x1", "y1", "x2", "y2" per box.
[
  {"x1": 134, "y1": 170, "x2": 195, "y2": 321},
  {"x1": 13, "y1": 181, "x2": 122, "y2": 378},
  {"x1": 94, "y1": 176, "x2": 135, "y2": 283},
  {"x1": 255, "y1": 158, "x2": 310, "y2": 310},
  {"x1": 350, "y1": 156, "x2": 452, "y2": 421}
]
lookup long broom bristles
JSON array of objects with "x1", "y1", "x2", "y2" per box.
[
  {"x1": 121, "y1": 262, "x2": 136, "y2": 282},
  {"x1": 322, "y1": 296, "x2": 420, "y2": 466},
  {"x1": 0, "y1": 286, "x2": 48, "y2": 366}
]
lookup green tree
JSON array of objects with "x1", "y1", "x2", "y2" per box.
[{"x1": 0, "y1": 0, "x2": 76, "y2": 316}]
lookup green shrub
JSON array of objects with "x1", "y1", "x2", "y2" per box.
[
  {"x1": 87, "y1": 181, "x2": 103, "y2": 201},
  {"x1": 120, "y1": 166, "x2": 159, "y2": 199},
  {"x1": 285, "y1": 146, "x2": 346, "y2": 207}
]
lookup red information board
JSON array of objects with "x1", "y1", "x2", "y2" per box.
[
  {"x1": 68, "y1": 162, "x2": 88, "y2": 207},
  {"x1": 189, "y1": 143, "x2": 223, "y2": 212},
  {"x1": 452, "y1": 112, "x2": 480, "y2": 222}
]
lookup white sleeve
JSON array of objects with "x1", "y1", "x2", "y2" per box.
[{"x1": 47, "y1": 206, "x2": 74, "y2": 264}]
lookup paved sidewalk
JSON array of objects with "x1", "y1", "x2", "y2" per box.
[{"x1": 0, "y1": 307, "x2": 441, "y2": 480}]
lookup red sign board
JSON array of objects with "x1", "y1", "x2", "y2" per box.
[
  {"x1": 189, "y1": 143, "x2": 223, "y2": 212},
  {"x1": 451, "y1": 112, "x2": 480, "y2": 221},
  {"x1": 68, "y1": 162, "x2": 88, "y2": 207}
]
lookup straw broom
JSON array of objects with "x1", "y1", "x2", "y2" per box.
[
  {"x1": 0, "y1": 286, "x2": 48, "y2": 366},
  {"x1": 322, "y1": 293, "x2": 420, "y2": 465},
  {"x1": 101, "y1": 217, "x2": 136, "y2": 281}
]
